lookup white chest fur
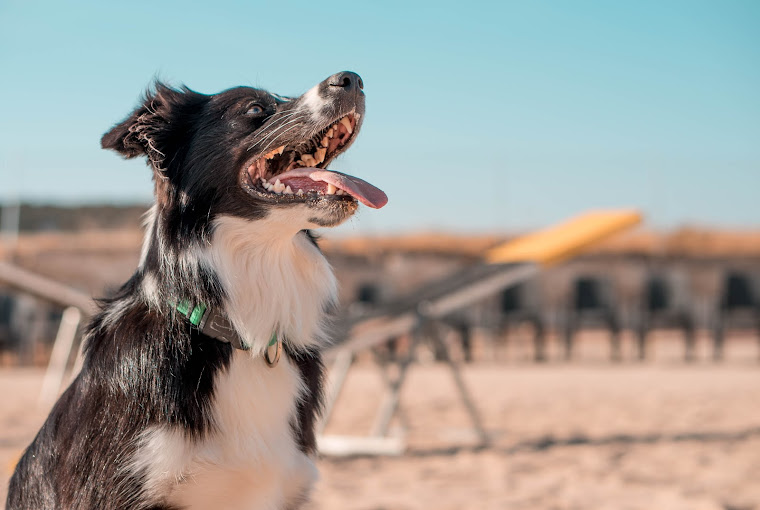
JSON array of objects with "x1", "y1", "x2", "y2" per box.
[
  {"x1": 202, "y1": 214, "x2": 337, "y2": 354},
  {"x1": 132, "y1": 214, "x2": 335, "y2": 509},
  {"x1": 173, "y1": 352, "x2": 317, "y2": 509}
]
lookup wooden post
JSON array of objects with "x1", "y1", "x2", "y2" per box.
[{"x1": 39, "y1": 307, "x2": 81, "y2": 407}]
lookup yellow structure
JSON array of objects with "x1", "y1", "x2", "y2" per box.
[{"x1": 486, "y1": 209, "x2": 642, "y2": 266}]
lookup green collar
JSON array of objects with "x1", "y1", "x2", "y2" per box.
[{"x1": 173, "y1": 300, "x2": 282, "y2": 367}]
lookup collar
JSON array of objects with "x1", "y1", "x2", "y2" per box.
[{"x1": 173, "y1": 300, "x2": 282, "y2": 367}]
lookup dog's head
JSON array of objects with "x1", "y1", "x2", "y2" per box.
[{"x1": 101, "y1": 71, "x2": 386, "y2": 234}]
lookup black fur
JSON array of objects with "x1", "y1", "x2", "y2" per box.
[
  {"x1": 9, "y1": 294, "x2": 232, "y2": 509},
  {"x1": 7, "y1": 72, "x2": 365, "y2": 509}
]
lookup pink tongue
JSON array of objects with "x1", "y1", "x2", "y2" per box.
[{"x1": 270, "y1": 168, "x2": 388, "y2": 209}]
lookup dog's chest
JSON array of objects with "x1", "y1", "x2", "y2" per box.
[
  {"x1": 134, "y1": 219, "x2": 334, "y2": 508},
  {"x1": 203, "y1": 217, "x2": 337, "y2": 353},
  {"x1": 148, "y1": 352, "x2": 317, "y2": 510}
]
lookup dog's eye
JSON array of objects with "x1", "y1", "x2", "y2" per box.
[{"x1": 245, "y1": 104, "x2": 265, "y2": 116}]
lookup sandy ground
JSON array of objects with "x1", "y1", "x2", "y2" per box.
[{"x1": 1, "y1": 335, "x2": 759, "y2": 509}]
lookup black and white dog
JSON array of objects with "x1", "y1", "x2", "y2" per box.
[{"x1": 7, "y1": 71, "x2": 386, "y2": 510}]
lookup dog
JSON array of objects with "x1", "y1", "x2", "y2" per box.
[{"x1": 7, "y1": 71, "x2": 387, "y2": 510}]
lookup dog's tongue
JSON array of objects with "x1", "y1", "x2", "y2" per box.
[{"x1": 270, "y1": 168, "x2": 388, "y2": 209}]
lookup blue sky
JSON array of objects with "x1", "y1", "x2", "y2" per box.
[{"x1": 1, "y1": 0, "x2": 758, "y2": 234}]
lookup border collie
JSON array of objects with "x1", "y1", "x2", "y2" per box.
[{"x1": 7, "y1": 71, "x2": 386, "y2": 510}]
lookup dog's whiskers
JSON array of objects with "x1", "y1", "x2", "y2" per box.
[
  {"x1": 267, "y1": 108, "x2": 301, "y2": 121},
  {"x1": 246, "y1": 111, "x2": 307, "y2": 152},
  {"x1": 254, "y1": 113, "x2": 309, "y2": 154},
  {"x1": 260, "y1": 111, "x2": 308, "y2": 137},
  {"x1": 259, "y1": 111, "x2": 301, "y2": 129},
  {"x1": 259, "y1": 123, "x2": 305, "y2": 155}
]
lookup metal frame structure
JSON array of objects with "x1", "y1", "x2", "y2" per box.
[{"x1": 317, "y1": 210, "x2": 642, "y2": 456}]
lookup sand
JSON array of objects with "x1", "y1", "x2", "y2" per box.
[{"x1": 1, "y1": 340, "x2": 759, "y2": 509}]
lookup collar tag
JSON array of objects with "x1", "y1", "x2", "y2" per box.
[{"x1": 264, "y1": 332, "x2": 282, "y2": 367}]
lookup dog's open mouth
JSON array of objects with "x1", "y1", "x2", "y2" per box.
[{"x1": 242, "y1": 113, "x2": 387, "y2": 209}]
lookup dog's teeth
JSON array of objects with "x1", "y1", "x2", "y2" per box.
[
  {"x1": 314, "y1": 147, "x2": 326, "y2": 164},
  {"x1": 336, "y1": 189, "x2": 345, "y2": 195},
  {"x1": 326, "y1": 184, "x2": 337, "y2": 195},
  {"x1": 327, "y1": 127, "x2": 335, "y2": 138},
  {"x1": 301, "y1": 154, "x2": 316, "y2": 166},
  {"x1": 263, "y1": 145, "x2": 285, "y2": 160},
  {"x1": 296, "y1": 189, "x2": 304, "y2": 196},
  {"x1": 284, "y1": 185, "x2": 293, "y2": 195},
  {"x1": 321, "y1": 136, "x2": 329, "y2": 147},
  {"x1": 340, "y1": 117, "x2": 353, "y2": 134},
  {"x1": 273, "y1": 180, "x2": 285, "y2": 193}
]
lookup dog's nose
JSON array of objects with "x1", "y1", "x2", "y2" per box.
[{"x1": 326, "y1": 71, "x2": 363, "y2": 93}]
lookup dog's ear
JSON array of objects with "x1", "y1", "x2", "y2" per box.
[{"x1": 101, "y1": 83, "x2": 196, "y2": 170}]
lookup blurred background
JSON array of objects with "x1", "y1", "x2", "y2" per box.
[{"x1": 1, "y1": 1, "x2": 759, "y2": 509}]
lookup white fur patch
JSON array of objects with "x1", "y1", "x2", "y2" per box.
[
  {"x1": 132, "y1": 353, "x2": 317, "y2": 510},
  {"x1": 300, "y1": 85, "x2": 327, "y2": 121},
  {"x1": 138, "y1": 205, "x2": 158, "y2": 269},
  {"x1": 202, "y1": 212, "x2": 337, "y2": 354},
  {"x1": 141, "y1": 272, "x2": 162, "y2": 310},
  {"x1": 127, "y1": 426, "x2": 192, "y2": 503}
]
